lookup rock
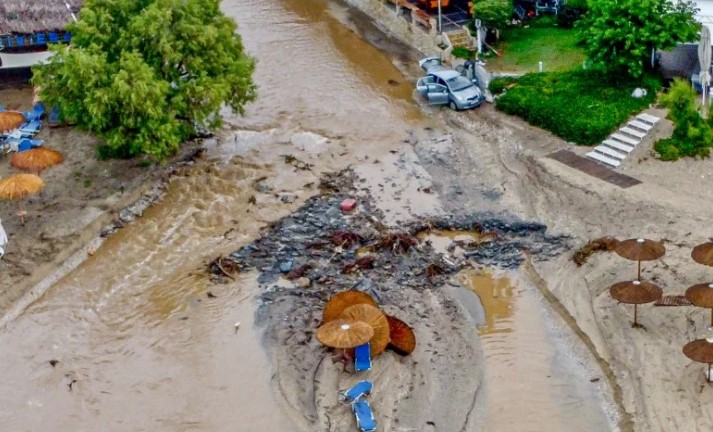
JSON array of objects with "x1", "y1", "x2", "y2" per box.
[
  {"x1": 295, "y1": 277, "x2": 311, "y2": 288},
  {"x1": 279, "y1": 260, "x2": 293, "y2": 273},
  {"x1": 279, "y1": 193, "x2": 298, "y2": 203},
  {"x1": 253, "y1": 179, "x2": 273, "y2": 193}
]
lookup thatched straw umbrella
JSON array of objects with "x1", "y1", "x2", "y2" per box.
[
  {"x1": 686, "y1": 283, "x2": 713, "y2": 326},
  {"x1": 610, "y1": 280, "x2": 663, "y2": 327},
  {"x1": 386, "y1": 315, "x2": 416, "y2": 355},
  {"x1": 341, "y1": 304, "x2": 390, "y2": 356},
  {"x1": 322, "y1": 290, "x2": 378, "y2": 323},
  {"x1": 316, "y1": 319, "x2": 374, "y2": 349},
  {"x1": 615, "y1": 238, "x2": 665, "y2": 280},
  {"x1": 683, "y1": 334, "x2": 713, "y2": 382},
  {"x1": 10, "y1": 148, "x2": 64, "y2": 173},
  {"x1": 0, "y1": 174, "x2": 44, "y2": 224},
  {"x1": 0, "y1": 111, "x2": 25, "y2": 133},
  {"x1": 692, "y1": 242, "x2": 713, "y2": 268}
]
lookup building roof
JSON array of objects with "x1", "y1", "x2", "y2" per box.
[{"x1": 0, "y1": 0, "x2": 82, "y2": 35}]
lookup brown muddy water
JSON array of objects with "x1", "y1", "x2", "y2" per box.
[
  {"x1": 0, "y1": 1, "x2": 615, "y2": 432},
  {"x1": 0, "y1": 0, "x2": 420, "y2": 431},
  {"x1": 461, "y1": 270, "x2": 615, "y2": 432}
]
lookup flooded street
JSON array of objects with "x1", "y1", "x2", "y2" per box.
[
  {"x1": 0, "y1": 0, "x2": 420, "y2": 430},
  {"x1": 0, "y1": 0, "x2": 619, "y2": 431}
]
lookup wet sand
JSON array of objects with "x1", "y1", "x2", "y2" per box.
[{"x1": 3, "y1": 0, "x2": 712, "y2": 432}]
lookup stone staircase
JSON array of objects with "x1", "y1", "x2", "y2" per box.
[
  {"x1": 446, "y1": 28, "x2": 472, "y2": 48},
  {"x1": 585, "y1": 113, "x2": 661, "y2": 168}
]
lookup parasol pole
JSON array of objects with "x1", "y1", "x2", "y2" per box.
[
  {"x1": 710, "y1": 308, "x2": 713, "y2": 327},
  {"x1": 709, "y1": 363, "x2": 711, "y2": 383},
  {"x1": 634, "y1": 304, "x2": 638, "y2": 326},
  {"x1": 637, "y1": 260, "x2": 641, "y2": 281},
  {"x1": 437, "y1": 0, "x2": 442, "y2": 34}
]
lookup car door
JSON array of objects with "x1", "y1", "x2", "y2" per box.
[
  {"x1": 426, "y1": 84, "x2": 449, "y2": 105},
  {"x1": 416, "y1": 76, "x2": 431, "y2": 97},
  {"x1": 419, "y1": 57, "x2": 442, "y2": 73}
]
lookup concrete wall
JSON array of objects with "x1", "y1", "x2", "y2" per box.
[{"x1": 342, "y1": 0, "x2": 444, "y2": 57}]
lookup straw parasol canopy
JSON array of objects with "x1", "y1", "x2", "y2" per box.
[
  {"x1": 610, "y1": 280, "x2": 662, "y2": 327},
  {"x1": 11, "y1": 148, "x2": 64, "y2": 173},
  {"x1": 615, "y1": 238, "x2": 665, "y2": 280},
  {"x1": 316, "y1": 319, "x2": 374, "y2": 349},
  {"x1": 341, "y1": 303, "x2": 390, "y2": 356},
  {"x1": 686, "y1": 283, "x2": 713, "y2": 326},
  {"x1": 0, "y1": 111, "x2": 25, "y2": 133},
  {"x1": 683, "y1": 336, "x2": 713, "y2": 382},
  {"x1": 692, "y1": 242, "x2": 713, "y2": 267},
  {"x1": 322, "y1": 290, "x2": 378, "y2": 323},
  {"x1": 386, "y1": 315, "x2": 416, "y2": 355},
  {"x1": 0, "y1": 174, "x2": 45, "y2": 224}
]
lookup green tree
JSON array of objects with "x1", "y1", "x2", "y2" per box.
[
  {"x1": 471, "y1": 0, "x2": 513, "y2": 29},
  {"x1": 33, "y1": 0, "x2": 256, "y2": 160},
  {"x1": 577, "y1": 0, "x2": 700, "y2": 77}
]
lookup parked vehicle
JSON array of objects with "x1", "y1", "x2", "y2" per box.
[{"x1": 416, "y1": 57, "x2": 484, "y2": 110}]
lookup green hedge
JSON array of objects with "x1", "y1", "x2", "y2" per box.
[{"x1": 492, "y1": 70, "x2": 661, "y2": 145}]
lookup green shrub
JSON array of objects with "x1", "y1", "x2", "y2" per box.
[
  {"x1": 452, "y1": 46, "x2": 476, "y2": 60},
  {"x1": 489, "y1": 76, "x2": 519, "y2": 94},
  {"x1": 566, "y1": 0, "x2": 589, "y2": 11},
  {"x1": 557, "y1": 6, "x2": 586, "y2": 28},
  {"x1": 494, "y1": 70, "x2": 660, "y2": 144},
  {"x1": 655, "y1": 78, "x2": 713, "y2": 160}
]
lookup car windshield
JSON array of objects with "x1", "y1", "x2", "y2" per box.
[{"x1": 447, "y1": 76, "x2": 473, "y2": 91}]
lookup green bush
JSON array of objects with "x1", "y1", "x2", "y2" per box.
[
  {"x1": 489, "y1": 76, "x2": 519, "y2": 94},
  {"x1": 452, "y1": 46, "x2": 476, "y2": 60},
  {"x1": 655, "y1": 78, "x2": 713, "y2": 160},
  {"x1": 494, "y1": 70, "x2": 660, "y2": 144}
]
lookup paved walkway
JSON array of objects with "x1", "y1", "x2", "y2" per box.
[{"x1": 546, "y1": 149, "x2": 642, "y2": 189}]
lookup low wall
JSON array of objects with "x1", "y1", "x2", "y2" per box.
[{"x1": 342, "y1": 0, "x2": 444, "y2": 57}]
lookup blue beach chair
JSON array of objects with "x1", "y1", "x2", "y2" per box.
[
  {"x1": 354, "y1": 343, "x2": 372, "y2": 372},
  {"x1": 15, "y1": 35, "x2": 25, "y2": 46},
  {"x1": 352, "y1": 400, "x2": 377, "y2": 432},
  {"x1": 48, "y1": 32, "x2": 59, "y2": 43},
  {"x1": 35, "y1": 33, "x2": 46, "y2": 45},
  {"x1": 340, "y1": 380, "x2": 373, "y2": 404},
  {"x1": 20, "y1": 120, "x2": 41, "y2": 136}
]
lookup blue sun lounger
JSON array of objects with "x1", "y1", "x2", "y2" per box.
[
  {"x1": 354, "y1": 343, "x2": 372, "y2": 372},
  {"x1": 340, "y1": 380, "x2": 373, "y2": 404},
  {"x1": 352, "y1": 400, "x2": 377, "y2": 432}
]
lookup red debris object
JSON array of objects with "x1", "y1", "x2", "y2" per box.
[{"x1": 340, "y1": 198, "x2": 357, "y2": 212}]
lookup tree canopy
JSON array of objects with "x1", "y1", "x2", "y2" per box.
[
  {"x1": 577, "y1": 0, "x2": 700, "y2": 77},
  {"x1": 471, "y1": 0, "x2": 513, "y2": 29},
  {"x1": 33, "y1": 0, "x2": 256, "y2": 160}
]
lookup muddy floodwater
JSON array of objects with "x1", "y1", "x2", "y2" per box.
[
  {"x1": 0, "y1": 0, "x2": 420, "y2": 430},
  {"x1": 0, "y1": 0, "x2": 617, "y2": 431},
  {"x1": 463, "y1": 270, "x2": 614, "y2": 432}
]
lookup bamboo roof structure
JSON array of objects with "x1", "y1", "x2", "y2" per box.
[{"x1": 0, "y1": 1, "x2": 82, "y2": 35}]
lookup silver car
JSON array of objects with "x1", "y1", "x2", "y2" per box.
[{"x1": 416, "y1": 57, "x2": 484, "y2": 110}]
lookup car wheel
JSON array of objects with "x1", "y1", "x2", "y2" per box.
[{"x1": 449, "y1": 100, "x2": 458, "y2": 111}]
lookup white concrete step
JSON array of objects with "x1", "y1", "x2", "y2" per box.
[
  {"x1": 611, "y1": 133, "x2": 639, "y2": 146},
  {"x1": 586, "y1": 151, "x2": 621, "y2": 167},
  {"x1": 602, "y1": 139, "x2": 635, "y2": 154},
  {"x1": 594, "y1": 145, "x2": 627, "y2": 160},
  {"x1": 636, "y1": 113, "x2": 661, "y2": 125},
  {"x1": 627, "y1": 119, "x2": 654, "y2": 132},
  {"x1": 619, "y1": 126, "x2": 646, "y2": 140}
]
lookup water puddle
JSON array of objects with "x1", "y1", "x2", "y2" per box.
[
  {"x1": 460, "y1": 269, "x2": 614, "y2": 432},
  {"x1": 419, "y1": 229, "x2": 495, "y2": 254}
]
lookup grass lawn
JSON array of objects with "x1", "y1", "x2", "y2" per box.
[
  {"x1": 490, "y1": 71, "x2": 661, "y2": 145},
  {"x1": 483, "y1": 25, "x2": 586, "y2": 73}
]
